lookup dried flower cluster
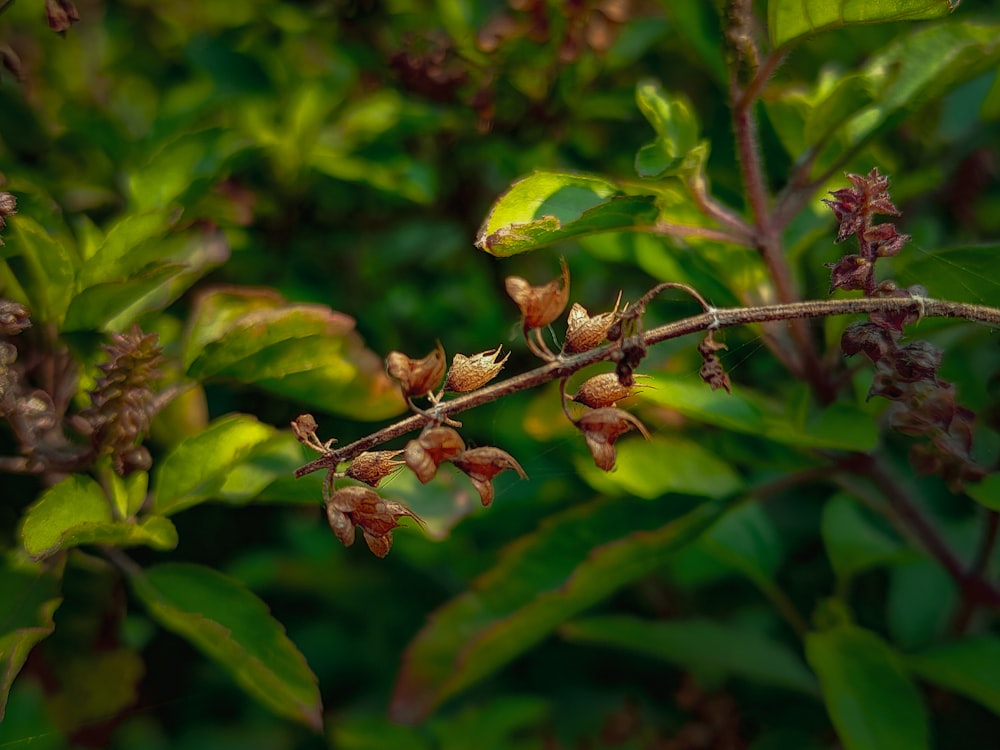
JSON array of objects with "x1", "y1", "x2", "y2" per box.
[
  {"x1": 1, "y1": 298, "x2": 166, "y2": 478},
  {"x1": 74, "y1": 325, "x2": 165, "y2": 476},
  {"x1": 0, "y1": 189, "x2": 15, "y2": 245},
  {"x1": 508, "y1": 262, "x2": 654, "y2": 470},
  {"x1": 826, "y1": 169, "x2": 984, "y2": 487},
  {"x1": 296, "y1": 260, "x2": 662, "y2": 556}
]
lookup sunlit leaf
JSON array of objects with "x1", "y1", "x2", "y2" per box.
[
  {"x1": 562, "y1": 615, "x2": 818, "y2": 695},
  {"x1": 75, "y1": 209, "x2": 177, "y2": 289},
  {"x1": 639, "y1": 376, "x2": 879, "y2": 451},
  {"x1": 577, "y1": 435, "x2": 743, "y2": 500},
  {"x1": 128, "y1": 563, "x2": 322, "y2": 729},
  {"x1": 475, "y1": 172, "x2": 659, "y2": 257},
  {"x1": 634, "y1": 80, "x2": 701, "y2": 178},
  {"x1": 63, "y1": 263, "x2": 185, "y2": 331},
  {"x1": 768, "y1": 0, "x2": 959, "y2": 48},
  {"x1": 0, "y1": 554, "x2": 64, "y2": 722},
  {"x1": 806, "y1": 625, "x2": 929, "y2": 750},
  {"x1": 907, "y1": 636, "x2": 1000, "y2": 715},
  {"x1": 390, "y1": 496, "x2": 731, "y2": 724},
  {"x1": 19, "y1": 475, "x2": 177, "y2": 561},
  {"x1": 153, "y1": 414, "x2": 277, "y2": 515},
  {"x1": 184, "y1": 287, "x2": 403, "y2": 419}
]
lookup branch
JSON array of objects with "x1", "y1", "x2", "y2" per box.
[{"x1": 296, "y1": 294, "x2": 1000, "y2": 475}]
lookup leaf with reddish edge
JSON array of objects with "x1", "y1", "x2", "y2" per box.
[
  {"x1": 128, "y1": 563, "x2": 322, "y2": 730},
  {"x1": 475, "y1": 171, "x2": 659, "y2": 257},
  {"x1": 389, "y1": 495, "x2": 734, "y2": 724},
  {"x1": 184, "y1": 286, "x2": 403, "y2": 420}
]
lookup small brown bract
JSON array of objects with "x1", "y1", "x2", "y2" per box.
[
  {"x1": 505, "y1": 257, "x2": 570, "y2": 330},
  {"x1": 345, "y1": 450, "x2": 405, "y2": 487},
  {"x1": 325, "y1": 485, "x2": 424, "y2": 558},
  {"x1": 445, "y1": 345, "x2": 509, "y2": 392},
  {"x1": 451, "y1": 446, "x2": 527, "y2": 506},
  {"x1": 572, "y1": 372, "x2": 642, "y2": 409},
  {"x1": 386, "y1": 342, "x2": 447, "y2": 398},
  {"x1": 403, "y1": 425, "x2": 466, "y2": 483},
  {"x1": 563, "y1": 294, "x2": 620, "y2": 353},
  {"x1": 575, "y1": 407, "x2": 650, "y2": 471}
]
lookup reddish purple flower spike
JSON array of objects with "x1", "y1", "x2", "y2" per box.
[{"x1": 823, "y1": 168, "x2": 901, "y2": 244}]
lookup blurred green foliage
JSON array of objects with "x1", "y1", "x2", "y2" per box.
[{"x1": 2, "y1": 1, "x2": 1000, "y2": 748}]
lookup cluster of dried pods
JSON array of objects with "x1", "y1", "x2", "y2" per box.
[
  {"x1": 292, "y1": 260, "x2": 718, "y2": 556},
  {"x1": 825, "y1": 168, "x2": 985, "y2": 488}
]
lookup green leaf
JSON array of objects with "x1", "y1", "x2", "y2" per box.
[
  {"x1": 887, "y1": 557, "x2": 957, "y2": 649},
  {"x1": 19, "y1": 475, "x2": 178, "y2": 560},
  {"x1": 0, "y1": 215, "x2": 77, "y2": 324},
  {"x1": 578, "y1": 435, "x2": 743, "y2": 500},
  {"x1": 906, "y1": 636, "x2": 1000, "y2": 716},
  {"x1": 0, "y1": 554, "x2": 64, "y2": 722},
  {"x1": 75, "y1": 209, "x2": 176, "y2": 289},
  {"x1": 967, "y1": 473, "x2": 1000, "y2": 511},
  {"x1": 390, "y1": 496, "x2": 731, "y2": 724},
  {"x1": 634, "y1": 80, "x2": 701, "y2": 178},
  {"x1": 126, "y1": 128, "x2": 250, "y2": 211},
  {"x1": 331, "y1": 714, "x2": 432, "y2": 750},
  {"x1": 562, "y1": 615, "x2": 818, "y2": 695},
  {"x1": 639, "y1": 376, "x2": 878, "y2": 451},
  {"x1": 663, "y1": 4, "x2": 727, "y2": 85},
  {"x1": 894, "y1": 243, "x2": 1000, "y2": 306},
  {"x1": 822, "y1": 494, "x2": 908, "y2": 579},
  {"x1": 153, "y1": 414, "x2": 277, "y2": 516},
  {"x1": 475, "y1": 172, "x2": 658, "y2": 257},
  {"x1": 46, "y1": 648, "x2": 144, "y2": 729},
  {"x1": 184, "y1": 288, "x2": 403, "y2": 420},
  {"x1": 216, "y1": 432, "x2": 307, "y2": 505},
  {"x1": 63, "y1": 262, "x2": 185, "y2": 331},
  {"x1": 699, "y1": 501, "x2": 784, "y2": 587},
  {"x1": 806, "y1": 625, "x2": 929, "y2": 750},
  {"x1": 768, "y1": 0, "x2": 959, "y2": 49},
  {"x1": 128, "y1": 563, "x2": 321, "y2": 729},
  {"x1": 105, "y1": 468, "x2": 148, "y2": 520},
  {"x1": 848, "y1": 21, "x2": 1000, "y2": 146}
]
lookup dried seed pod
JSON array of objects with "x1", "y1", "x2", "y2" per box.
[
  {"x1": 575, "y1": 407, "x2": 650, "y2": 471},
  {"x1": 697, "y1": 332, "x2": 731, "y2": 394},
  {"x1": 45, "y1": 0, "x2": 81, "y2": 33},
  {"x1": 363, "y1": 530, "x2": 393, "y2": 558},
  {"x1": 571, "y1": 372, "x2": 641, "y2": 408},
  {"x1": 291, "y1": 413, "x2": 336, "y2": 454},
  {"x1": 0, "y1": 300, "x2": 30, "y2": 335},
  {"x1": 451, "y1": 446, "x2": 528, "y2": 506},
  {"x1": 0, "y1": 191, "x2": 15, "y2": 218},
  {"x1": 345, "y1": 450, "x2": 405, "y2": 487},
  {"x1": 505, "y1": 257, "x2": 570, "y2": 330},
  {"x1": 403, "y1": 425, "x2": 466, "y2": 483},
  {"x1": 291, "y1": 413, "x2": 319, "y2": 440},
  {"x1": 564, "y1": 296, "x2": 620, "y2": 353},
  {"x1": 386, "y1": 341, "x2": 446, "y2": 398},
  {"x1": 445, "y1": 345, "x2": 509, "y2": 392},
  {"x1": 325, "y1": 485, "x2": 423, "y2": 558}
]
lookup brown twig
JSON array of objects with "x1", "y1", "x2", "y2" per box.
[{"x1": 296, "y1": 294, "x2": 1000, "y2": 476}]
